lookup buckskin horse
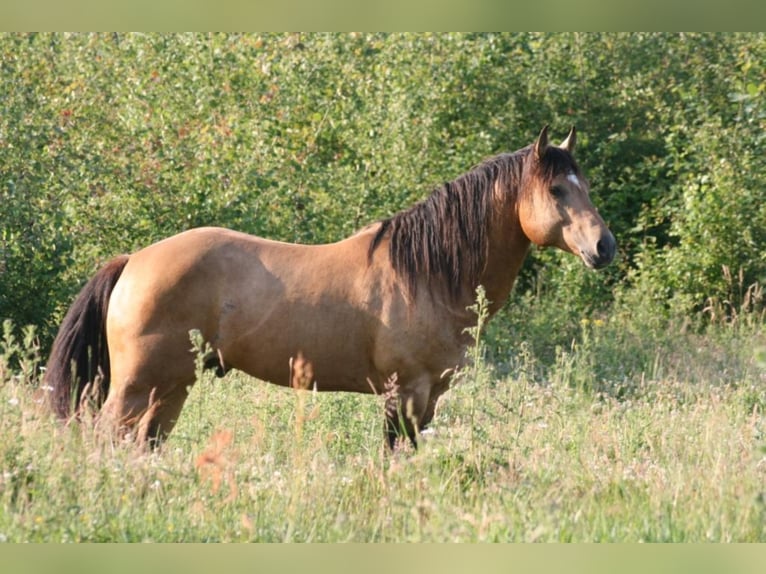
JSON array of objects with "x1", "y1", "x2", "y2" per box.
[{"x1": 45, "y1": 126, "x2": 616, "y2": 448}]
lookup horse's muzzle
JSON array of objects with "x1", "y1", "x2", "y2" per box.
[{"x1": 582, "y1": 232, "x2": 616, "y2": 269}]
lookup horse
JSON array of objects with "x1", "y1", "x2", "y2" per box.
[{"x1": 44, "y1": 126, "x2": 616, "y2": 449}]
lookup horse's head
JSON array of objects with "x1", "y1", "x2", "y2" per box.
[{"x1": 518, "y1": 126, "x2": 616, "y2": 269}]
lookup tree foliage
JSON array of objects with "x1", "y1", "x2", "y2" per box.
[{"x1": 1, "y1": 33, "x2": 765, "y2": 344}]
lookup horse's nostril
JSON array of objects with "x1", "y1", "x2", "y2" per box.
[{"x1": 596, "y1": 234, "x2": 616, "y2": 263}]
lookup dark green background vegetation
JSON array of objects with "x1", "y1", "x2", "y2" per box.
[{"x1": 1, "y1": 33, "x2": 765, "y2": 349}]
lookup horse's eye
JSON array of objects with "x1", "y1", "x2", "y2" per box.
[{"x1": 550, "y1": 185, "x2": 565, "y2": 198}]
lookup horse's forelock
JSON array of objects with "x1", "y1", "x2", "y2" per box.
[{"x1": 533, "y1": 145, "x2": 580, "y2": 183}]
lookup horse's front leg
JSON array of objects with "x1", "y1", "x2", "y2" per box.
[{"x1": 384, "y1": 375, "x2": 432, "y2": 450}]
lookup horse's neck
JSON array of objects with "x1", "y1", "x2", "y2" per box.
[{"x1": 478, "y1": 199, "x2": 530, "y2": 316}]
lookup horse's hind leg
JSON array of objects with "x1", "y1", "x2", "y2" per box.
[
  {"x1": 100, "y1": 342, "x2": 197, "y2": 447},
  {"x1": 100, "y1": 380, "x2": 192, "y2": 447},
  {"x1": 137, "y1": 382, "x2": 194, "y2": 445}
]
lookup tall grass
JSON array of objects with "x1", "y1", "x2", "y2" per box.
[{"x1": 0, "y1": 304, "x2": 764, "y2": 542}]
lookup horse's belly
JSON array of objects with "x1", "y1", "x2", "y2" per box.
[
  {"x1": 223, "y1": 320, "x2": 377, "y2": 393},
  {"x1": 233, "y1": 348, "x2": 375, "y2": 394}
]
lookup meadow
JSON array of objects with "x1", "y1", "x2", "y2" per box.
[{"x1": 1, "y1": 297, "x2": 764, "y2": 542}]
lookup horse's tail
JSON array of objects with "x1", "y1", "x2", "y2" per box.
[{"x1": 45, "y1": 255, "x2": 130, "y2": 419}]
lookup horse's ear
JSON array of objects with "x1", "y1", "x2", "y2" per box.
[
  {"x1": 560, "y1": 125, "x2": 576, "y2": 154},
  {"x1": 534, "y1": 125, "x2": 549, "y2": 161}
]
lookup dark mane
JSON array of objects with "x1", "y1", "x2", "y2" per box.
[{"x1": 367, "y1": 145, "x2": 580, "y2": 300}]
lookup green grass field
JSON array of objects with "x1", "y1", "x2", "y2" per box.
[{"x1": 1, "y1": 309, "x2": 764, "y2": 543}]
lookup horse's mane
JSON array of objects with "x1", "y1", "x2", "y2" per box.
[{"x1": 368, "y1": 145, "x2": 578, "y2": 300}]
